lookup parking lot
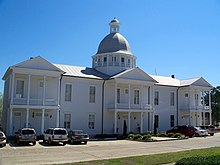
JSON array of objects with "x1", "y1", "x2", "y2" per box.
[{"x1": 0, "y1": 133, "x2": 220, "y2": 165}]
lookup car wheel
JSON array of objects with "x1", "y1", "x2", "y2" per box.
[
  {"x1": 33, "y1": 141, "x2": 36, "y2": 145},
  {"x1": 195, "y1": 133, "x2": 199, "y2": 137},
  {"x1": 48, "y1": 138, "x2": 52, "y2": 145},
  {"x1": 16, "y1": 139, "x2": 20, "y2": 145},
  {"x1": 210, "y1": 133, "x2": 214, "y2": 136},
  {"x1": 84, "y1": 141, "x2": 87, "y2": 144},
  {"x1": 63, "y1": 142, "x2": 66, "y2": 146}
]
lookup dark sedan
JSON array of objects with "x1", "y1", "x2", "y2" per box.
[
  {"x1": 166, "y1": 125, "x2": 196, "y2": 138},
  {"x1": 68, "y1": 130, "x2": 89, "y2": 144}
]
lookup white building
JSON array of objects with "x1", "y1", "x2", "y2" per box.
[{"x1": 2, "y1": 18, "x2": 213, "y2": 136}]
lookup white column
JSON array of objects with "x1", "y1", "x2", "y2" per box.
[
  {"x1": 43, "y1": 76, "x2": 46, "y2": 105},
  {"x1": 195, "y1": 112, "x2": 198, "y2": 126},
  {"x1": 27, "y1": 75, "x2": 31, "y2": 105},
  {"x1": 115, "y1": 83, "x2": 117, "y2": 109},
  {"x1": 128, "y1": 84, "x2": 131, "y2": 109},
  {"x1": 209, "y1": 112, "x2": 212, "y2": 125},
  {"x1": 209, "y1": 91, "x2": 211, "y2": 109},
  {"x1": 189, "y1": 112, "x2": 191, "y2": 126},
  {"x1": 9, "y1": 108, "x2": 13, "y2": 135},
  {"x1": 41, "y1": 109, "x2": 45, "y2": 134},
  {"x1": 140, "y1": 85, "x2": 143, "y2": 108},
  {"x1": 140, "y1": 112, "x2": 143, "y2": 133},
  {"x1": 26, "y1": 108, "x2": 29, "y2": 128},
  {"x1": 56, "y1": 109, "x2": 59, "y2": 127},
  {"x1": 114, "y1": 111, "x2": 117, "y2": 134},
  {"x1": 10, "y1": 73, "x2": 15, "y2": 105},
  {"x1": 57, "y1": 77, "x2": 60, "y2": 106},
  {"x1": 128, "y1": 112, "x2": 131, "y2": 133}
]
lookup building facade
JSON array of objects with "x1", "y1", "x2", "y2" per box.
[{"x1": 2, "y1": 18, "x2": 213, "y2": 136}]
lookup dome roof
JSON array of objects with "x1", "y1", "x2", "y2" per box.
[{"x1": 97, "y1": 32, "x2": 132, "y2": 54}]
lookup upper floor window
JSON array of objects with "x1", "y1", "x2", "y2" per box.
[
  {"x1": 195, "y1": 93, "x2": 199, "y2": 106},
  {"x1": 65, "y1": 84, "x2": 72, "y2": 101},
  {"x1": 134, "y1": 90, "x2": 140, "y2": 104},
  {"x1": 103, "y1": 57, "x2": 107, "y2": 62},
  {"x1": 154, "y1": 91, "x2": 159, "y2": 105},
  {"x1": 170, "y1": 92, "x2": 175, "y2": 106},
  {"x1": 117, "y1": 88, "x2": 120, "y2": 103},
  {"x1": 89, "y1": 86, "x2": 96, "y2": 103},
  {"x1": 16, "y1": 80, "x2": 24, "y2": 98}
]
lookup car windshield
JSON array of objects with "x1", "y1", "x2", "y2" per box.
[
  {"x1": 22, "y1": 130, "x2": 35, "y2": 134},
  {"x1": 54, "y1": 130, "x2": 67, "y2": 135}
]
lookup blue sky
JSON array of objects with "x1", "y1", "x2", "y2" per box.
[{"x1": 0, "y1": 0, "x2": 220, "y2": 93}]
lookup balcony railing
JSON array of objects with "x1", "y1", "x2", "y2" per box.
[
  {"x1": 180, "y1": 105, "x2": 211, "y2": 111},
  {"x1": 107, "y1": 103, "x2": 152, "y2": 110},
  {"x1": 12, "y1": 98, "x2": 58, "y2": 106}
]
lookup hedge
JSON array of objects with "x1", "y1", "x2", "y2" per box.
[{"x1": 175, "y1": 155, "x2": 220, "y2": 165}]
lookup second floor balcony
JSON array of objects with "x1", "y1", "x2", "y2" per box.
[
  {"x1": 107, "y1": 102, "x2": 153, "y2": 111},
  {"x1": 12, "y1": 97, "x2": 58, "y2": 106}
]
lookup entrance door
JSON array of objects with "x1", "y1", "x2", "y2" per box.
[
  {"x1": 122, "y1": 119, "x2": 128, "y2": 136},
  {"x1": 13, "y1": 112, "x2": 22, "y2": 132}
]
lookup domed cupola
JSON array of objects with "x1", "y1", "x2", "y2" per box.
[{"x1": 92, "y1": 18, "x2": 137, "y2": 76}]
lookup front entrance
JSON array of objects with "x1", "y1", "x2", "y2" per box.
[
  {"x1": 13, "y1": 112, "x2": 22, "y2": 132},
  {"x1": 122, "y1": 119, "x2": 127, "y2": 136}
]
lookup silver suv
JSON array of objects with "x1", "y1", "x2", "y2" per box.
[
  {"x1": 15, "y1": 128, "x2": 37, "y2": 145},
  {"x1": 43, "y1": 128, "x2": 68, "y2": 146}
]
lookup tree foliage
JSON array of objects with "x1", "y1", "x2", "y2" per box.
[{"x1": 211, "y1": 86, "x2": 220, "y2": 125}]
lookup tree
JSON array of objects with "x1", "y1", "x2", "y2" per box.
[
  {"x1": 0, "y1": 92, "x2": 2, "y2": 126},
  {"x1": 211, "y1": 86, "x2": 220, "y2": 125}
]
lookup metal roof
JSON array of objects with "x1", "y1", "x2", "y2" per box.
[{"x1": 54, "y1": 64, "x2": 109, "y2": 79}]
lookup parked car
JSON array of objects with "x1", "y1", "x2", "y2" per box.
[
  {"x1": 199, "y1": 125, "x2": 215, "y2": 136},
  {"x1": 166, "y1": 125, "x2": 196, "y2": 138},
  {"x1": 15, "y1": 128, "x2": 37, "y2": 145},
  {"x1": 68, "y1": 130, "x2": 89, "y2": 144},
  {"x1": 43, "y1": 128, "x2": 68, "y2": 146},
  {"x1": 0, "y1": 131, "x2": 7, "y2": 147},
  {"x1": 194, "y1": 127, "x2": 208, "y2": 137}
]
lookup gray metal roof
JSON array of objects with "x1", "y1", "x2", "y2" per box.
[
  {"x1": 97, "y1": 33, "x2": 131, "y2": 54},
  {"x1": 54, "y1": 64, "x2": 109, "y2": 79}
]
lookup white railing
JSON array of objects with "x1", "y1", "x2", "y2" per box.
[
  {"x1": 180, "y1": 105, "x2": 211, "y2": 111},
  {"x1": 12, "y1": 98, "x2": 58, "y2": 106},
  {"x1": 107, "y1": 103, "x2": 152, "y2": 110}
]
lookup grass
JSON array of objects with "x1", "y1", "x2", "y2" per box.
[{"x1": 59, "y1": 147, "x2": 220, "y2": 165}]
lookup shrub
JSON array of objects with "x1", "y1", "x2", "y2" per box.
[
  {"x1": 166, "y1": 133, "x2": 174, "y2": 138},
  {"x1": 142, "y1": 134, "x2": 152, "y2": 141},
  {"x1": 158, "y1": 132, "x2": 167, "y2": 137},
  {"x1": 133, "y1": 134, "x2": 142, "y2": 140},
  {"x1": 175, "y1": 155, "x2": 220, "y2": 165},
  {"x1": 127, "y1": 134, "x2": 134, "y2": 140},
  {"x1": 172, "y1": 133, "x2": 182, "y2": 138}
]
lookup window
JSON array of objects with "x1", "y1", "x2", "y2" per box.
[
  {"x1": 103, "y1": 57, "x2": 107, "y2": 62},
  {"x1": 170, "y1": 115, "x2": 174, "y2": 127},
  {"x1": 88, "y1": 114, "x2": 95, "y2": 129},
  {"x1": 154, "y1": 115, "x2": 159, "y2": 128},
  {"x1": 125, "y1": 89, "x2": 128, "y2": 94},
  {"x1": 170, "y1": 92, "x2": 174, "y2": 106},
  {"x1": 185, "y1": 93, "x2": 188, "y2": 97},
  {"x1": 121, "y1": 57, "x2": 125, "y2": 63},
  {"x1": 16, "y1": 80, "x2": 24, "y2": 98},
  {"x1": 117, "y1": 88, "x2": 120, "y2": 103},
  {"x1": 65, "y1": 84, "x2": 72, "y2": 101},
  {"x1": 195, "y1": 94, "x2": 199, "y2": 106},
  {"x1": 89, "y1": 86, "x2": 96, "y2": 103},
  {"x1": 154, "y1": 91, "x2": 159, "y2": 105},
  {"x1": 64, "y1": 114, "x2": 71, "y2": 129},
  {"x1": 134, "y1": 90, "x2": 140, "y2": 104}
]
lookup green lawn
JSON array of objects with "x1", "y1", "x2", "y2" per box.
[{"x1": 60, "y1": 147, "x2": 220, "y2": 165}]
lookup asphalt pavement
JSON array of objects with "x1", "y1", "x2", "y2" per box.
[{"x1": 0, "y1": 133, "x2": 220, "y2": 165}]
